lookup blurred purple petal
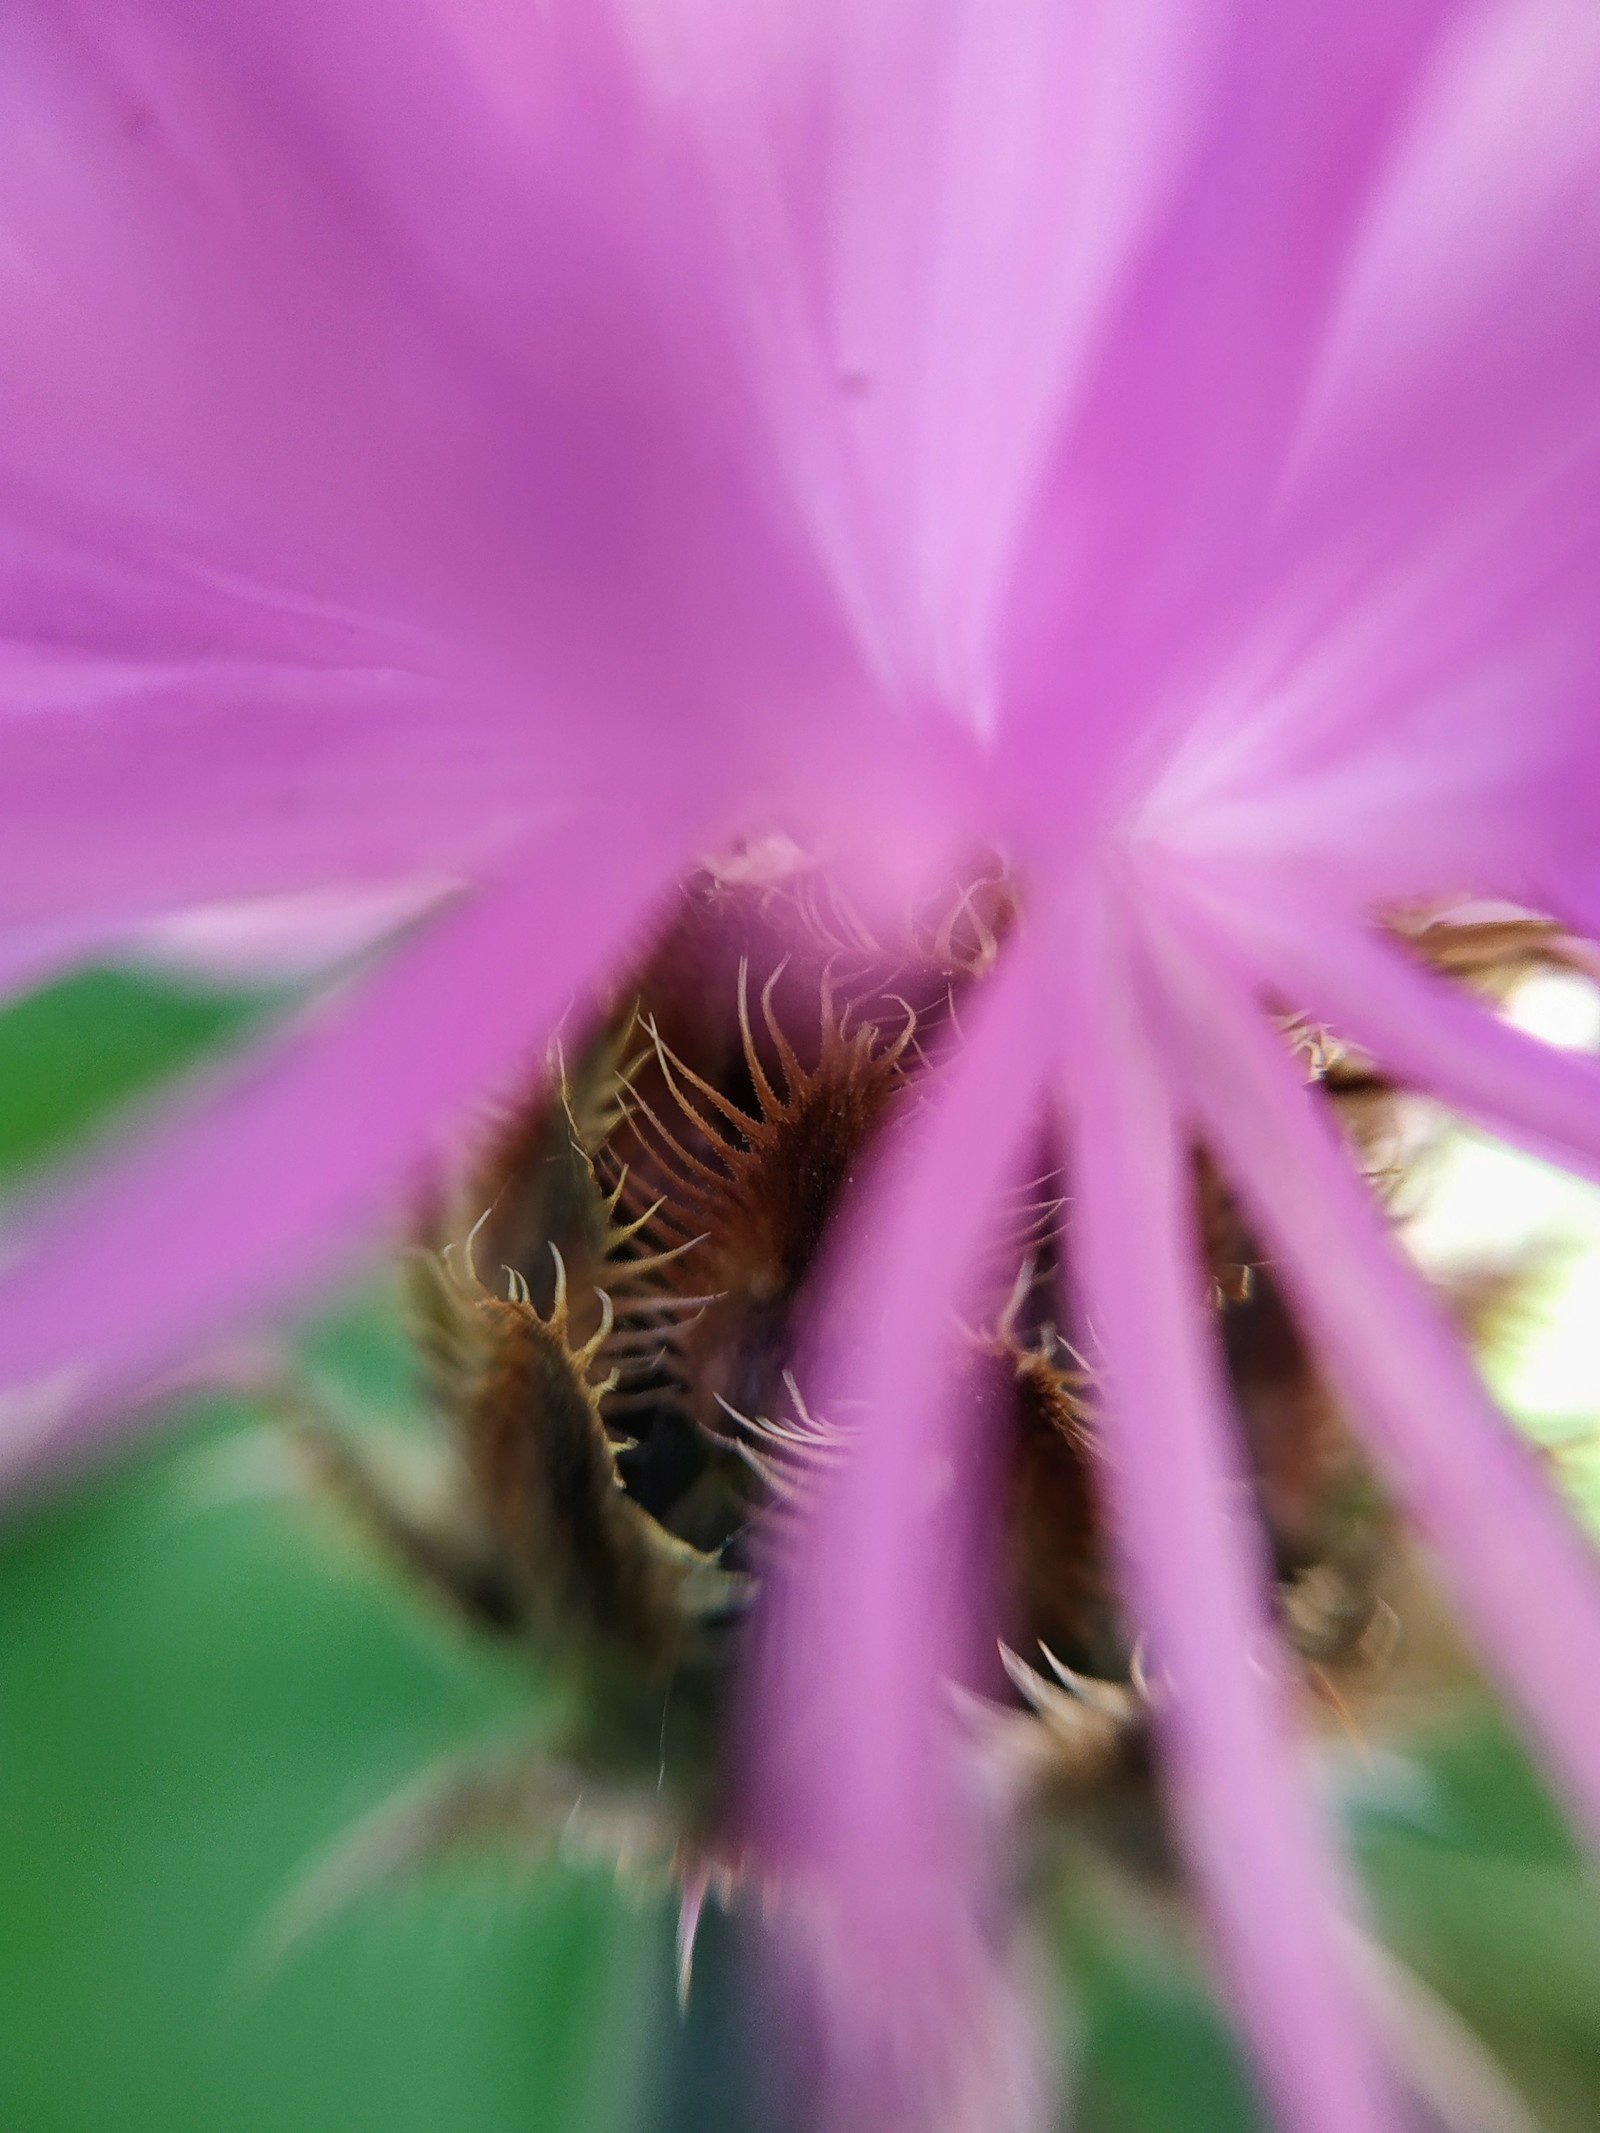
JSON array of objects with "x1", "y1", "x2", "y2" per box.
[
  {"x1": 1134, "y1": 439, "x2": 1600, "y2": 910},
  {"x1": 1188, "y1": 880, "x2": 1600, "y2": 1183},
  {"x1": 1285, "y1": 0, "x2": 1600, "y2": 569},
  {"x1": 1154, "y1": 892, "x2": 1600, "y2": 1850},
  {"x1": 0, "y1": 663, "x2": 542, "y2": 936},
  {"x1": 754, "y1": 936, "x2": 1049, "y2": 2126},
  {"x1": 1066, "y1": 903, "x2": 1399, "y2": 2133},
  {"x1": 1001, "y1": 0, "x2": 1452, "y2": 826},
  {"x1": 0, "y1": 810, "x2": 707, "y2": 1476},
  {"x1": 620, "y1": 0, "x2": 1222, "y2": 724},
  {"x1": 0, "y1": 2, "x2": 857, "y2": 749}
]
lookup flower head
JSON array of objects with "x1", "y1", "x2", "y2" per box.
[{"x1": 5, "y1": 4, "x2": 1600, "y2": 2128}]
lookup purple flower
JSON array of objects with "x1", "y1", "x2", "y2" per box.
[{"x1": 4, "y1": 3, "x2": 1600, "y2": 2126}]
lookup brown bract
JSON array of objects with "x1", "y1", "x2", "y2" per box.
[{"x1": 280, "y1": 871, "x2": 1553, "y2": 1941}]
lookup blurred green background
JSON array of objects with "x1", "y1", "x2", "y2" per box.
[{"x1": 0, "y1": 965, "x2": 1597, "y2": 2132}]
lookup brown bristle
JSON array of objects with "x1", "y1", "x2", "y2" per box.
[
  {"x1": 458, "y1": 1263, "x2": 740, "y2": 1669},
  {"x1": 611, "y1": 963, "x2": 916, "y2": 1434},
  {"x1": 1006, "y1": 1343, "x2": 1124, "y2": 1681},
  {"x1": 1400, "y1": 912, "x2": 1578, "y2": 995},
  {"x1": 463, "y1": 1017, "x2": 635, "y2": 1325},
  {"x1": 348, "y1": 877, "x2": 1579, "y2": 1923}
]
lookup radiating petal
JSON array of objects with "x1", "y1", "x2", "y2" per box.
[
  {"x1": 619, "y1": 0, "x2": 1220, "y2": 726},
  {"x1": 0, "y1": 2, "x2": 857, "y2": 760},
  {"x1": 1000, "y1": 0, "x2": 1454, "y2": 819},
  {"x1": 1180, "y1": 877, "x2": 1600, "y2": 1185},
  {"x1": 1147, "y1": 890, "x2": 1600, "y2": 1851},
  {"x1": 1135, "y1": 437, "x2": 1600, "y2": 910},
  {"x1": 754, "y1": 934, "x2": 1049, "y2": 2126},
  {"x1": 1113, "y1": 4, "x2": 1600, "y2": 921},
  {"x1": 0, "y1": 920, "x2": 118, "y2": 1011},
  {"x1": 1287, "y1": 0, "x2": 1600, "y2": 572},
  {"x1": 0, "y1": 662, "x2": 545, "y2": 936},
  {"x1": 1064, "y1": 898, "x2": 1398, "y2": 2133},
  {"x1": 0, "y1": 802, "x2": 712, "y2": 1479},
  {"x1": 0, "y1": 501, "x2": 419, "y2": 672}
]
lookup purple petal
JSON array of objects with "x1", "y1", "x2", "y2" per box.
[
  {"x1": 1285, "y1": 0, "x2": 1600, "y2": 578},
  {"x1": 0, "y1": 502, "x2": 416, "y2": 671},
  {"x1": 620, "y1": 0, "x2": 1221, "y2": 724},
  {"x1": 0, "y1": 3, "x2": 856, "y2": 758},
  {"x1": 0, "y1": 662, "x2": 544, "y2": 937},
  {"x1": 1065, "y1": 902, "x2": 1399, "y2": 2133},
  {"x1": 1185, "y1": 880, "x2": 1600, "y2": 1185},
  {"x1": 0, "y1": 805, "x2": 707, "y2": 1481},
  {"x1": 1001, "y1": 0, "x2": 1453, "y2": 820},
  {"x1": 1131, "y1": 434, "x2": 1600, "y2": 914},
  {"x1": 1148, "y1": 890, "x2": 1600, "y2": 1853},
  {"x1": 0, "y1": 918, "x2": 123, "y2": 1009},
  {"x1": 752, "y1": 933, "x2": 1049, "y2": 2124}
]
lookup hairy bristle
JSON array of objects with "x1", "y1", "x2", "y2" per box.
[{"x1": 355, "y1": 887, "x2": 1567, "y2": 1931}]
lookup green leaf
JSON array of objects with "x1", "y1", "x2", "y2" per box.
[
  {"x1": 0, "y1": 1406, "x2": 659, "y2": 2133},
  {"x1": 0, "y1": 964, "x2": 266, "y2": 1188}
]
